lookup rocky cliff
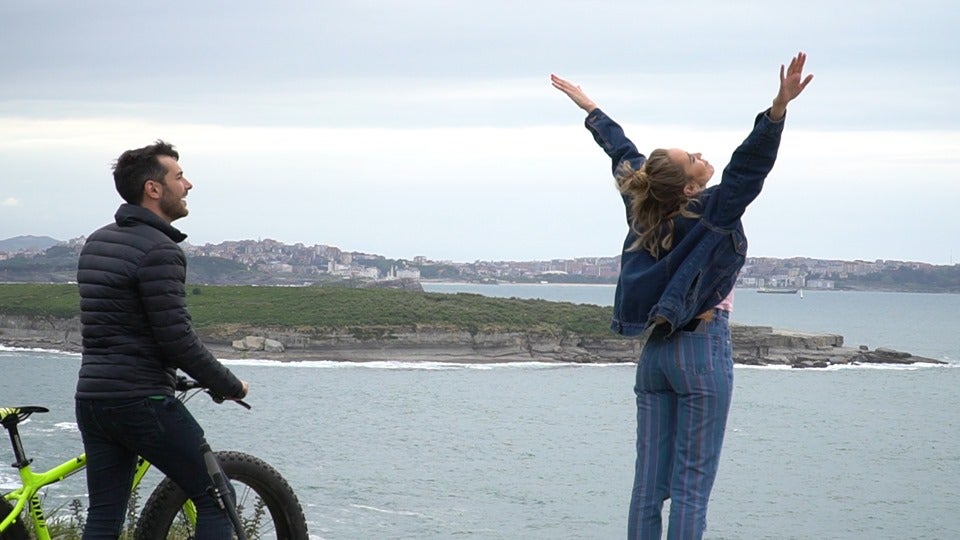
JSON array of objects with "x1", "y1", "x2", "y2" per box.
[{"x1": 0, "y1": 314, "x2": 945, "y2": 368}]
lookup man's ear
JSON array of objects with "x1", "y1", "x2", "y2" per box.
[{"x1": 143, "y1": 179, "x2": 162, "y2": 201}]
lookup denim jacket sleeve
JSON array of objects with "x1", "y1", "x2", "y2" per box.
[
  {"x1": 704, "y1": 109, "x2": 785, "y2": 228},
  {"x1": 584, "y1": 108, "x2": 647, "y2": 177}
]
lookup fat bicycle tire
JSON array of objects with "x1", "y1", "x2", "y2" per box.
[
  {"x1": 0, "y1": 497, "x2": 29, "y2": 540},
  {"x1": 133, "y1": 450, "x2": 308, "y2": 540}
]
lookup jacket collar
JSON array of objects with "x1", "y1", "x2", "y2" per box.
[{"x1": 114, "y1": 203, "x2": 188, "y2": 243}]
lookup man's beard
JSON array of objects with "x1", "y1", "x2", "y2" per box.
[{"x1": 160, "y1": 193, "x2": 188, "y2": 221}]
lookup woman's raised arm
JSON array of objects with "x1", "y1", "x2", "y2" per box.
[{"x1": 551, "y1": 73, "x2": 645, "y2": 175}]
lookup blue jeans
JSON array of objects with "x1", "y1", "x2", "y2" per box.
[
  {"x1": 628, "y1": 310, "x2": 734, "y2": 540},
  {"x1": 75, "y1": 396, "x2": 235, "y2": 539}
]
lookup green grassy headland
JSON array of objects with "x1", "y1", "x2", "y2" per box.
[{"x1": 0, "y1": 283, "x2": 614, "y2": 338}]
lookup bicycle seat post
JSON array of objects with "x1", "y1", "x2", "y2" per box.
[{"x1": 3, "y1": 422, "x2": 32, "y2": 470}]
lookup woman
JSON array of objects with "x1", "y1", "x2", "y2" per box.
[{"x1": 552, "y1": 53, "x2": 813, "y2": 539}]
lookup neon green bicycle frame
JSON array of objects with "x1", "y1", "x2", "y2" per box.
[
  {"x1": 2, "y1": 453, "x2": 91, "y2": 538},
  {"x1": 2, "y1": 447, "x2": 197, "y2": 537}
]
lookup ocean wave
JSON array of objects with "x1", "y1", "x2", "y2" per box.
[
  {"x1": 25, "y1": 422, "x2": 80, "y2": 435},
  {"x1": 221, "y1": 359, "x2": 633, "y2": 370},
  {"x1": 1, "y1": 472, "x2": 18, "y2": 490},
  {"x1": 349, "y1": 503, "x2": 426, "y2": 518},
  {"x1": 735, "y1": 361, "x2": 957, "y2": 371},
  {"x1": 54, "y1": 422, "x2": 79, "y2": 432},
  {"x1": 222, "y1": 357, "x2": 957, "y2": 371},
  {"x1": 0, "y1": 344, "x2": 80, "y2": 357}
]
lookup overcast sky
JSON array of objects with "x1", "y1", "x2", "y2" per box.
[{"x1": 1, "y1": 1, "x2": 957, "y2": 264}]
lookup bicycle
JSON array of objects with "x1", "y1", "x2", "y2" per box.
[{"x1": 1, "y1": 377, "x2": 309, "y2": 539}]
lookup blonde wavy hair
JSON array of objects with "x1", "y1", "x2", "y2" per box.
[{"x1": 616, "y1": 149, "x2": 701, "y2": 257}]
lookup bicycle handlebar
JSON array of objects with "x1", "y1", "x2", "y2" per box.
[{"x1": 175, "y1": 376, "x2": 251, "y2": 410}]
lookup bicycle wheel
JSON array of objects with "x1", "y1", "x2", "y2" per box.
[
  {"x1": 134, "y1": 450, "x2": 308, "y2": 540},
  {"x1": 0, "y1": 498, "x2": 29, "y2": 540}
]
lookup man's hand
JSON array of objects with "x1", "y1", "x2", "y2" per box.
[
  {"x1": 770, "y1": 51, "x2": 814, "y2": 121},
  {"x1": 551, "y1": 74, "x2": 599, "y2": 113},
  {"x1": 234, "y1": 380, "x2": 250, "y2": 400}
]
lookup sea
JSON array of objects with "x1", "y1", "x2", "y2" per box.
[{"x1": 1, "y1": 285, "x2": 958, "y2": 539}]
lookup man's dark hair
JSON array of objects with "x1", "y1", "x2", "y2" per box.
[{"x1": 112, "y1": 140, "x2": 180, "y2": 204}]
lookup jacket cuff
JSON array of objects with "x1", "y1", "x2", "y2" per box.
[
  {"x1": 584, "y1": 107, "x2": 606, "y2": 127},
  {"x1": 761, "y1": 107, "x2": 786, "y2": 125},
  {"x1": 755, "y1": 109, "x2": 786, "y2": 139}
]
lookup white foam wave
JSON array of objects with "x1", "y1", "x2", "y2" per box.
[
  {"x1": 734, "y1": 364, "x2": 795, "y2": 371},
  {"x1": 221, "y1": 359, "x2": 634, "y2": 370},
  {"x1": 223, "y1": 357, "x2": 957, "y2": 371},
  {"x1": 1, "y1": 472, "x2": 19, "y2": 489},
  {"x1": 0, "y1": 344, "x2": 80, "y2": 357},
  {"x1": 54, "y1": 422, "x2": 79, "y2": 432},
  {"x1": 736, "y1": 361, "x2": 956, "y2": 371},
  {"x1": 831, "y1": 362, "x2": 955, "y2": 371},
  {"x1": 32, "y1": 423, "x2": 80, "y2": 434},
  {"x1": 349, "y1": 503, "x2": 425, "y2": 517}
]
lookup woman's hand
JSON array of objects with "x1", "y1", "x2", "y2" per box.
[
  {"x1": 770, "y1": 52, "x2": 814, "y2": 121},
  {"x1": 551, "y1": 74, "x2": 598, "y2": 113}
]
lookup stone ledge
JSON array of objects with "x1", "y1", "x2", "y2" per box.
[{"x1": 0, "y1": 315, "x2": 947, "y2": 368}]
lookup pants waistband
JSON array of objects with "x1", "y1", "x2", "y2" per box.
[{"x1": 650, "y1": 309, "x2": 729, "y2": 339}]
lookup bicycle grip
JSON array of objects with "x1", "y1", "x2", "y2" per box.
[{"x1": 205, "y1": 390, "x2": 252, "y2": 409}]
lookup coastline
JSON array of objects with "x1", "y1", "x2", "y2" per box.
[
  {"x1": 3, "y1": 342, "x2": 950, "y2": 371},
  {"x1": 0, "y1": 314, "x2": 948, "y2": 369}
]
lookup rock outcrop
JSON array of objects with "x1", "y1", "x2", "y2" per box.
[
  {"x1": 203, "y1": 324, "x2": 946, "y2": 368},
  {"x1": 729, "y1": 325, "x2": 944, "y2": 368},
  {"x1": 0, "y1": 314, "x2": 82, "y2": 351},
  {"x1": 0, "y1": 314, "x2": 946, "y2": 368},
  {"x1": 232, "y1": 335, "x2": 285, "y2": 353}
]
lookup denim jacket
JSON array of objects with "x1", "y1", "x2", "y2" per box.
[{"x1": 585, "y1": 108, "x2": 785, "y2": 337}]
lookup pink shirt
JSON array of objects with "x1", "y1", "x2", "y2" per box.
[{"x1": 715, "y1": 288, "x2": 735, "y2": 313}]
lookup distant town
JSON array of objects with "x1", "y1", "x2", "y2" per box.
[{"x1": 0, "y1": 235, "x2": 958, "y2": 293}]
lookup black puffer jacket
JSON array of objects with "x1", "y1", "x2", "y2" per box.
[{"x1": 75, "y1": 204, "x2": 243, "y2": 400}]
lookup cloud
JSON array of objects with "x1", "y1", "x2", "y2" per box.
[
  {"x1": 1, "y1": 197, "x2": 21, "y2": 207},
  {"x1": 0, "y1": 0, "x2": 957, "y2": 263}
]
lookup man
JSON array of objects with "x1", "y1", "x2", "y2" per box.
[{"x1": 75, "y1": 140, "x2": 249, "y2": 539}]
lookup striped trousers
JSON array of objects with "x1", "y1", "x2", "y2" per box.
[{"x1": 628, "y1": 310, "x2": 734, "y2": 540}]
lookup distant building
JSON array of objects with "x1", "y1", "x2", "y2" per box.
[{"x1": 387, "y1": 266, "x2": 421, "y2": 280}]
